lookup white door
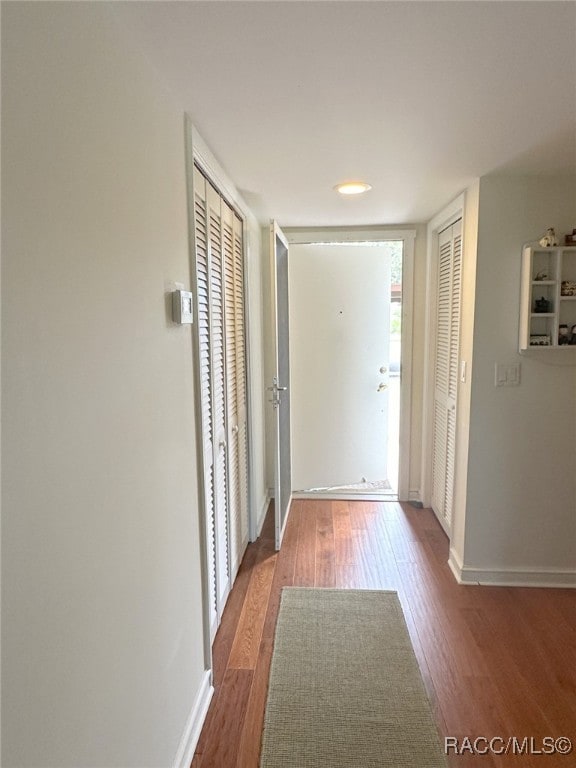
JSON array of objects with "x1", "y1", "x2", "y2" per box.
[
  {"x1": 192, "y1": 167, "x2": 218, "y2": 638},
  {"x1": 269, "y1": 221, "x2": 292, "y2": 550},
  {"x1": 431, "y1": 219, "x2": 462, "y2": 530},
  {"x1": 289, "y1": 243, "x2": 392, "y2": 491},
  {"x1": 222, "y1": 202, "x2": 249, "y2": 578},
  {"x1": 206, "y1": 182, "x2": 230, "y2": 614}
]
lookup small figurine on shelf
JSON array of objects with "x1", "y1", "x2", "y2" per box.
[
  {"x1": 570, "y1": 325, "x2": 576, "y2": 345},
  {"x1": 534, "y1": 296, "x2": 551, "y2": 313},
  {"x1": 539, "y1": 228, "x2": 558, "y2": 247},
  {"x1": 534, "y1": 270, "x2": 549, "y2": 281},
  {"x1": 559, "y1": 324, "x2": 570, "y2": 344}
]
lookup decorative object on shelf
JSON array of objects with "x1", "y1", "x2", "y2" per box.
[
  {"x1": 570, "y1": 326, "x2": 576, "y2": 344},
  {"x1": 534, "y1": 270, "x2": 549, "y2": 281},
  {"x1": 530, "y1": 334, "x2": 551, "y2": 346},
  {"x1": 539, "y1": 228, "x2": 559, "y2": 247},
  {"x1": 534, "y1": 296, "x2": 551, "y2": 313},
  {"x1": 559, "y1": 324, "x2": 570, "y2": 344},
  {"x1": 561, "y1": 280, "x2": 576, "y2": 296},
  {"x1": 565, "y1": 229, "x2": 576, "y2": 246}
]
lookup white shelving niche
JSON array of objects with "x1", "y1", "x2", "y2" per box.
[{"x1": 520, "y1": 244, "x2": 576, "y2": 352}]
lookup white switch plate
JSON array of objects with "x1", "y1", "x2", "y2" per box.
[
  {"x1": 495, "y1": 362, "x2": 521, "y2": 387},
  {"x1": 508, "y1": 363, "x2": 521, "y2": 385}
]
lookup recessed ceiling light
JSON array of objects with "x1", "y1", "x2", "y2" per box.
[{"x1": 334, "y1": 181, "x2": 372, "y2": 196}]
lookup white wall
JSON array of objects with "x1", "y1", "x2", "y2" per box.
[
  {"x1": 460, "y1": 175, "x2": 576, "y2": 582},
  {"x1": 1, "y1": 4, "x2": 269, "y2": 766}
]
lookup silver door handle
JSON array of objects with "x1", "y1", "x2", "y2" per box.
[{"x1": 377, "y1": 383, "x2": 388, "y2": 392}]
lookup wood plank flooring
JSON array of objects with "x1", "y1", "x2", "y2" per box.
[{"x1": 192, "y1": 500, "x2": 576, "y2": 768}]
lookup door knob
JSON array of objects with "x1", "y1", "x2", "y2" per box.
[{"x1": 379, "y1": 366, "x2": 387, "y2": 374}]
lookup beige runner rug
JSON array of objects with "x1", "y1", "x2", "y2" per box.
[{"x1": 260, "y1": 588, "x2": 447, "y2": 767}]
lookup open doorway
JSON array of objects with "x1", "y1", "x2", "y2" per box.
[{"x1": 289, "y1": 239, "x2": 404, "y2": 500}]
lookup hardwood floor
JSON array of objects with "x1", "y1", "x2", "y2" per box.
[{"x1": 192, "y1": 500, "x2": 576, "y2": 768}]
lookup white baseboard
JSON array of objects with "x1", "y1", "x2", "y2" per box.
[
  {"x1": 172, "y1": 670, "x2": 213, "y2": 768},
  {"x1": 256, "y1": 492, "x2": 271, "y2": 537},
  {"x1": 292, "y1": 492, "x2": 397, "y2": 502},
  {"x1": 407, "y1": 488, "x2": 422, "y2": 503},
  {"x1": 230, "y1": 534, "x2": 250, "y2": 582},
  {"x1": 449, "y1": 549, "x2": 576, "y2": 588}
]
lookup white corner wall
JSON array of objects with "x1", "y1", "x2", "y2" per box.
[
  {"x1": 2, "y1": 4, "x2": 214, "y2": 766},
  {"x1": 461, "y1": 175, "x2": 576, "y2": 585}
]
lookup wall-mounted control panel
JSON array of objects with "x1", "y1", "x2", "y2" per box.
[{"x1": 172, "y1": 290, "x2": 193, "y2": 324}]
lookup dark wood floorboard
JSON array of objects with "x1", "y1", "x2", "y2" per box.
[{"x1": 192, "y1": 500, "x2": 576, "y2": 768}]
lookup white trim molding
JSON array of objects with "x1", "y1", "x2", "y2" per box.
[
  {"x1": 172, "y1": 671, "x2": 213, "y2": 768},
  {"x1": 293, "y1": 492, "x2": 397, "y2": 503},
  {"x1": 449, "y1": 548, "x2": 576, "y2": 588},
  {"x1": 407, "y1": 488, "x2": 422, "y2": 504},
  {"x1": 285, "y1": 227, "x2": 416, "y2": 245},
  {"x1": 255, "y1": 492, "x2": 271, "y2": 539}
]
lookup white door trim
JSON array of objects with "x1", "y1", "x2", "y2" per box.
[{"x1": 285, "y1": 226, "x2": 415, "y2": 502}]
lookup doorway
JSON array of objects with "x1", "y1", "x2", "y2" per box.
[{"x1": 285, "y1": 230, "x2": 414, "y2": 502}]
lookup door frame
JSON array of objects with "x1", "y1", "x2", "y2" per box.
[
  {"x1": 270, "y1": 221, "x2": 293, "y2": 549},
  {"x1": 285, "y1": 227, "x2": 415, "y2": 502},
  {"x1": 421, "y1": 193, "x2": 465, "y2": 535}
]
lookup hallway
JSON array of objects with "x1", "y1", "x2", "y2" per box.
[{"x1": 192, "y1": 501, "x2": 576, "y2": 768}]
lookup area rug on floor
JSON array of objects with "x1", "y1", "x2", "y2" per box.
[{"x1": 260, "y1": 588, "x2": 447, "y2": 768}]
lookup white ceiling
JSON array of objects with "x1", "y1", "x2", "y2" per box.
[{"x1": 111, "y1": 1, "x2": 576, "y2": 227}]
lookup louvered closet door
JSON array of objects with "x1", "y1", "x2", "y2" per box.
[
  {"x1": 219, "y1": 200, "x2": 249, "y2": 582},
  {"x1": 232, "y1": 212, "x2": 249, "y2": 566},
  {"x1": 222, "y1": 203, "x2": 246, "y2": 577},
  {"x1": 193, "y1": 165, "x2": 250, "y2": 637},
  {"x1": 192, "y1": 167, "x2": 218, "y2": 636},
  {"x1": 431, "y1": 219, "x2": 462, "y2": 530},
  {"x1": 207, "y1": 182, "x2": 230, "y2": 611}
]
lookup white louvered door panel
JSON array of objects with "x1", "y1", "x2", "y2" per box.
[
  {"x1": 233, "y1": 214, "x2": 249, "y2": 553},
  {"x1": 222, "y1": 201, "x2": 241, "y2": 578},
  {"x1": 431, "y1": 219, "x2": 462, "y2": 530},
  {"x1": 207, "y1": 182, "x2": 230, "y2": 610},
  {"x1": 193, "y1": 167, "x2": 218, "y2": 637}
]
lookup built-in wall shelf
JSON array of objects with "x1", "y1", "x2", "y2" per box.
[{"x1": 520, "y1": 244, "x2": 576, "y2": 352}]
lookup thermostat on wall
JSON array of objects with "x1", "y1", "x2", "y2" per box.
[{"x1": 172, "y1": 290, "x2": 194, "y2": 324}]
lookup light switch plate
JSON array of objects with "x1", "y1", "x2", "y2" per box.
[{"x1": 495, "y1": 362, "x2": 521, "y2": 387}]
